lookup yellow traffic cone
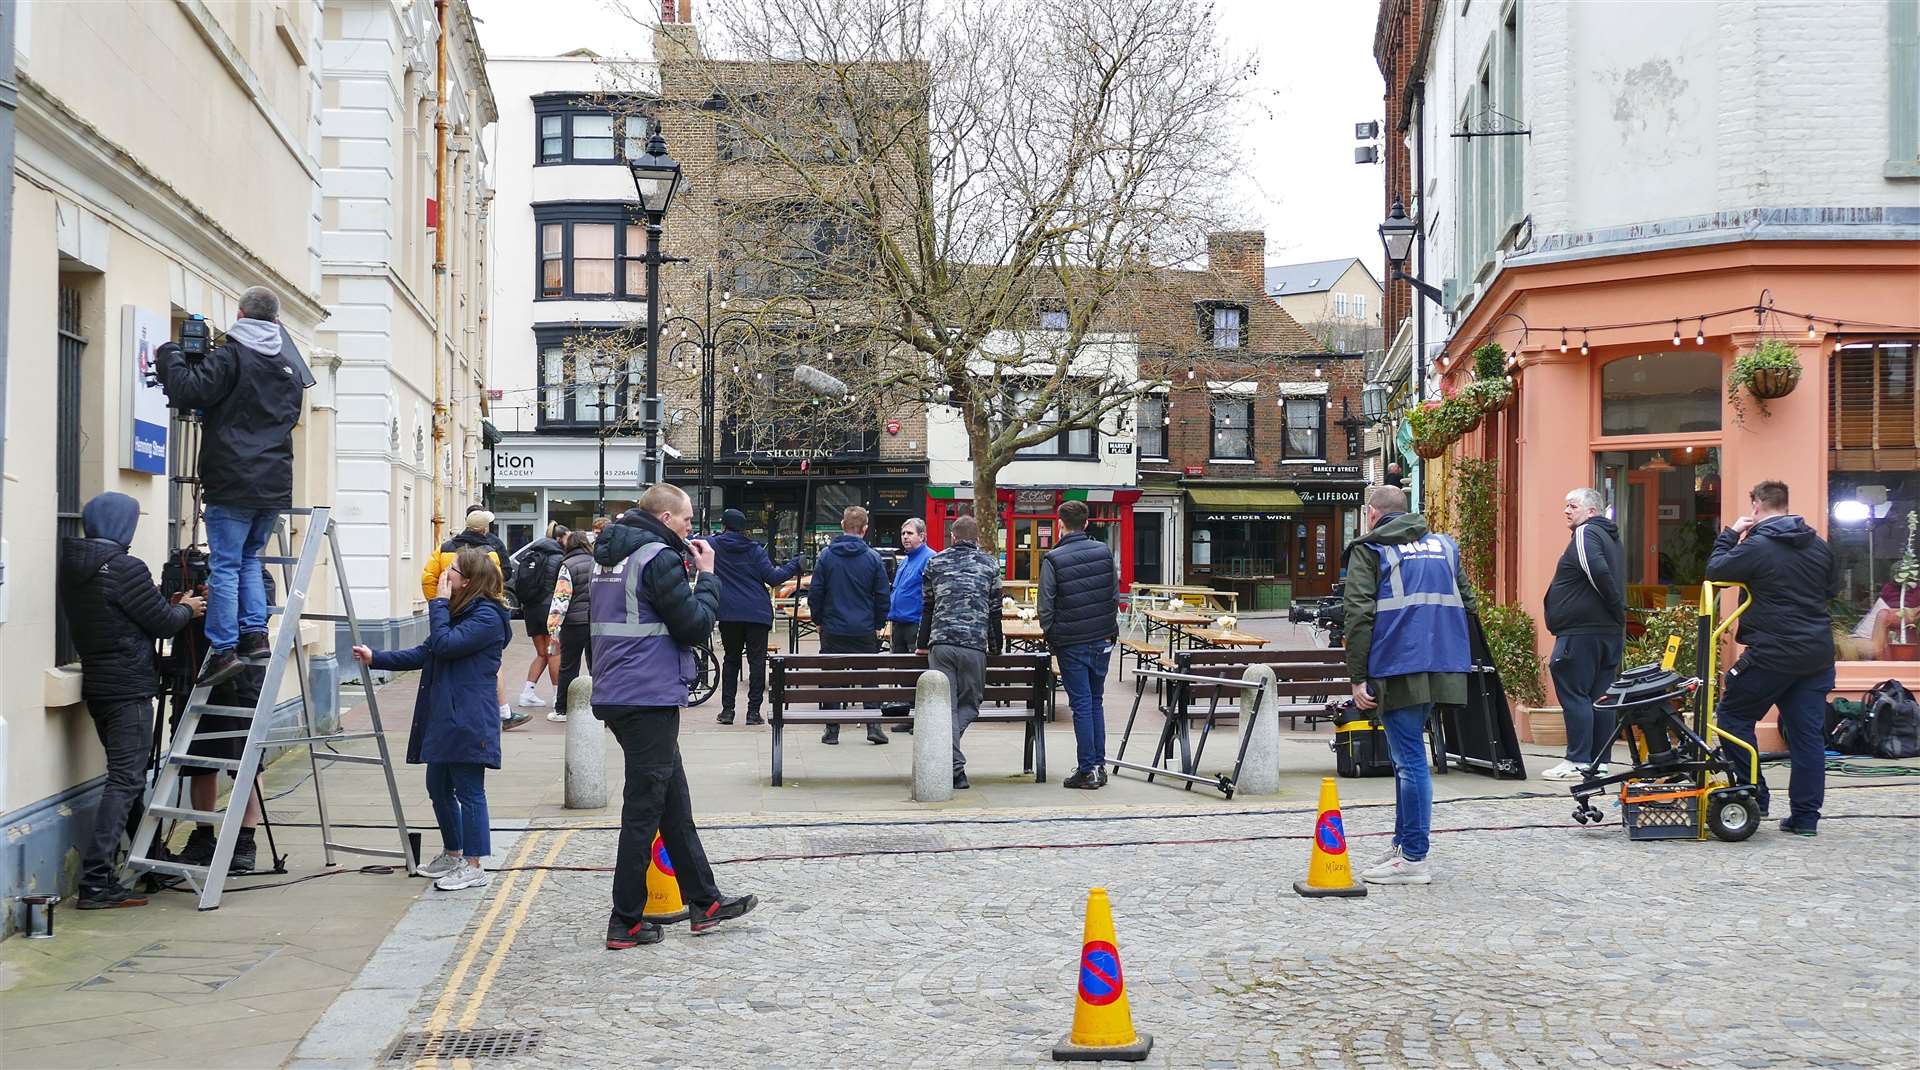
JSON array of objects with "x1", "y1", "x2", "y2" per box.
[
  {"x1": 1051, "y1": 888, "x2": 1153, "y2": 1062},
  {"x1": 1293, "y1": 777, "x2": 1368, "y2": 898},
  {"x1": 642, "y1": 833, "x2": 691, "y2": 923}
]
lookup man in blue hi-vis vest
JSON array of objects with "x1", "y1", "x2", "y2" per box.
[{"x1": 1343, "y1": 485, "x2": 1477, "y2": 886}]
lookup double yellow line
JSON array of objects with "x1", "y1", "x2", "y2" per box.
[{"x1": 414, "y1": 829, "x2": 575, "y2": 1070}]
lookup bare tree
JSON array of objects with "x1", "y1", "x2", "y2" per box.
[{"x1": 600, "y1": 0, "x2": 1263, "y2": 550}]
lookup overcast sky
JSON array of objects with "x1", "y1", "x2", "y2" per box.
[{"x1": 469, "y1": 0, "x2": 1386, "y2": 280}]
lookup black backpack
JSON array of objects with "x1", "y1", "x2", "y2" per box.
[
  {"x1": 1865, "y1": 679, "x2": 1920, "y2": 760},
  {"x1": 513, "y1": 548, "x2": 558, "y2": 607}
]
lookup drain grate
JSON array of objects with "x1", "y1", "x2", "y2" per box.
[
  {"x1": 803, "y1": 830, "x2": 947, "y2": 856},
  {"x1": 385, "y1": 1028, "x2": 544, "y2": 1062}
]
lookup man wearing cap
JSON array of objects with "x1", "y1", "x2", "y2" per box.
[{"x1": 707, "y1": 508, "x2": 801, "y2": 726}]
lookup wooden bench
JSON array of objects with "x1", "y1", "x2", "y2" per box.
[
  {"x1": 767, "y1": 653, "x2": 1052, "y2": 786},
  {"x1": 1174, "y1": 650, "x2": 1351, "y2": 730},
  {"x1": 1117, "y1": 639, "x2": 1165, "y2": 681}
]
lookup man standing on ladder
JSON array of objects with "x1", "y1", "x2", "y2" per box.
[{"x1": 156, "y1": 285, "x2": 313, "y2": 688}]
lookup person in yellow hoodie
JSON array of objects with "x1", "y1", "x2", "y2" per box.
[{"x1": 423, "y1": 510, "x2": 529, "y2": 729}]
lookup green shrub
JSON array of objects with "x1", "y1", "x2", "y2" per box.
[
  {"x1": 1624, "y1": 604, "x2": 1699, "y2": 673},
  {"x1": 1479, "y1": 601, "x2": 1545, "y2": 707},
  {"x1": 1473, "y1": 341, "x2": 1507, "y2": 381}
]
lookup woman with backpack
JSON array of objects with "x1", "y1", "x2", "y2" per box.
[
  {"x1": 352, "y1": 546, "x2": 512, "y2": 891},
  {"x1": 512, "y1": 523, "x2": 567, "y2": 709},
  {"x1": 547, "y1": 530, "x2": 597, "y2": 723}
]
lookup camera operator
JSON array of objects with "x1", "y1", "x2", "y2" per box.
[
  {"x1": 60, "y1": 492, "x2": 204, "y2": 909},
  {"x1": 155, "y1": 286, "x2": 313, "y2": 687}
]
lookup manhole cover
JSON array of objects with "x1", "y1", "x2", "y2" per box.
[
  {"x1": 803, "y1": 829, "x2": 947, "y2": 856},
  {"x1": 386, "y1": 1028, "x2": 544, "y2": 1062}
]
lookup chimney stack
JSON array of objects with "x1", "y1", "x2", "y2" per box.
[
  {"x1": 1207, "y1": 231, "x2": 1267, "y2": 291},
  {"x1": 661, "y1": 0, "x2": 692, "y2": 23}
]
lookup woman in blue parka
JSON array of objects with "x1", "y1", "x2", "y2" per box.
[{"x1": 353, "y1": 546, "x2": 512, "y2": 891}]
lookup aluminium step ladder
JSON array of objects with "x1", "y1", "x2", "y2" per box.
[{"x1": 129, "y1": 505, "x2": 417, "y2": 909}]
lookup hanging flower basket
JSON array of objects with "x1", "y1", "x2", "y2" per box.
[
  {"x1": 1749, "y1": 366, "x2": 1799, "y2": 400},
  {"x1": 1414, "y1": 436, "x2": 1449, "y2": 459}
]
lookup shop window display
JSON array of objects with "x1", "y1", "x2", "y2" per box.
[
  {"x1": 1594, "y1": 447, "x2": 1721, "y2": 610},
  {"x1": 1600, "y1": 351, "x2": 1721, "y2": 436},
  {"x1": 1829, "y1": 339, "x2": 1919, "y2": 662}
]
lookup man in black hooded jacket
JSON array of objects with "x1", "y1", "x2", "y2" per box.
[
  {"x1": 1541, "y1": 487, "x2": 1627, "y2": 781},
  {"x1": 1705, "y1": 480, "x2": 1841, "y2": 836},
  {"x1": 60, "y1": 492, "x2": 203, "y2": 908}
]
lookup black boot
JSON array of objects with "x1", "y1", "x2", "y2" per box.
[
  {"x1": 230, "y1": 828, "x2": 258, "y2": 874},
  {"x1": 77, "y1": 881, "x2": 149, "y2": 910},
  {"x1": 821, "y1": 725, "x2": 840, "y2": 744},
  {"x1": 177, "y1": 825, "x2": 217, "y2": 866},
  {"x1": 866, "y1": 724, "x2": 889, "y2": 745}
]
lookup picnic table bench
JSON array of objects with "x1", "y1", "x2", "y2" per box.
[{"x1": 767, "y1": 653, "x2": 1053, "y2": 786}]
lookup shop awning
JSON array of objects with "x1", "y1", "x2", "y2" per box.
[{"x1": 1186, "y1": 487, "x2": 1304, "y2": 511}]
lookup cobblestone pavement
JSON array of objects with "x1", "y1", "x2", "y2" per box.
[{"x1": 388, "y1": 783, "x2": 1920, "y2": 1069}]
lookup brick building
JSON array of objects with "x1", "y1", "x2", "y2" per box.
[{"x1": 1127, "y1": 232, "x2": 1365, "y2": 604}]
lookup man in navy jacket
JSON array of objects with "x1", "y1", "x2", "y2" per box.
[
  {"x1": 708, "y1": 509, "x2": 801, "y2": 725},
  {"x1": 807, "y1": 506, "x2": 891, "y2": 745},
  {"x1": 1705, "y1": 480, "x2": 1840, "y2": 836}
]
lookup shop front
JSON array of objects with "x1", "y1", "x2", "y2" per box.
[
  {"x1": 1439, "y1": 240, "x2": 1919, "y2": 709},
  {"x1": 1183, "y1": 473, "x2": 1365, "y2": 609},
  {"x1": 676, "y1": 460, "x2": 927, "y2": 561},
  {"x1": 488, "y1": 436, "x2": 644, "y2": 550},
  {"x1": 924, "y1": 486, "x2": 1140, "y2": 589}
]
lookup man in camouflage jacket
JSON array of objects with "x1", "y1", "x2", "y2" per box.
[{"x1": 915, "y1": 515, "x2": 1004, "y2": 789}]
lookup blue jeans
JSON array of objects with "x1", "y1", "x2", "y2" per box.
[
  {"x1": 1716, "y1": 661, "x2": 1835, "y2": 828},
  {"x1": 1381, "y1": 704, "x2": 1433, "y2": 861},
  {"x1": 204, "y1": 505, "x2": 277, "y2": 652},
  {"x1": 425, "y1": 762, "x2": 491, "y2": 858},
  {"x1": 1057, "y1": 641, "x2": 1112, "y2": 773}
]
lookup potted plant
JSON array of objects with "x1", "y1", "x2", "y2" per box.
[
  {"x1": 1461, "y1": 375, "x2": 1514, "y2": 415},
  {"x1": 1408, "y1": 400, "x2": 1451, "y2": 458},
  {"x1": 1891, "y1": 511, "x2": 1920, "y2": 662},
  {"x1": 1479, "y1": 603, "x2": 1553, "y2": 740},
  {"x1": 1727, "y1": 339, "x2": 1802, "y2": 423},
  {"x1": 1473, "y1": 341, "x2": 1508, "y2": 381}
]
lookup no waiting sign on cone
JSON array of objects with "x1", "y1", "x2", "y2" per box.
[
  {"x1": 1052, "y1": 888, "x2": 1153, "y2": 1062},
  {"x1": 1294, "y1": 777, "x2": 1368, "y2": 898}
]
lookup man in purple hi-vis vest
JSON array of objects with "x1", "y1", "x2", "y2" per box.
[{"x1": 592, "y1": 483, "x2": 758, "y2": 950}]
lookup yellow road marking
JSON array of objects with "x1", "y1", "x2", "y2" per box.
[
  {"x1": 415, "y1": 831, "x2": 546, "y2": 1070},
  {"x1": 455, "y1": 830, "x2": 575, "y2": 1031}
]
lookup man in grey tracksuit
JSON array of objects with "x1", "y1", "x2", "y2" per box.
[{"x1": 915, "y1": 514, "x2": 1003, "y2": 790}]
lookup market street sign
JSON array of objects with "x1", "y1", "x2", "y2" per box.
[{"x1": 1303, "y1": 463, "x2": 1362, "y2": 478}]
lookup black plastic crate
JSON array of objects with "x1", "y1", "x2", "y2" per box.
[{"x1": 1622, "y1": 786, "x2": 1699, "y2": 841}]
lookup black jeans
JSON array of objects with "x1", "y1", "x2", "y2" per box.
[
  {"x1": 555, "y1": 622, "x2": 592, "y2": 715},
  {"x1": 598, "y1": 706, "x2": 722, "y2": 924},
  {"x1": 718, "y1": 621, "x2": 771, "y2": 717},
  {"x1": 85, "y1": 698, "x2": 154, "y2": 887}
]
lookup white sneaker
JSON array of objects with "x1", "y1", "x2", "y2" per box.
[
  {"x1": 517, "y1": 686, "x2": 546, "y2": 708},
  {"x1": 546, "y1": 711, "x2": 568, "y2": 723},
  {"x1": 434, "y1": 862, "x2": 491, "y2": 891},
  {"x1": 1361, "y1": 856, "x2": 1432, "y2": 885},
  {"x1": 1540, "y1": 760, "x2": 1585, "y2": 781},
  {"x1": 418, "y1": 852, "x2": 463, "y2": 879},
  {"x1": 1586, "y1": 763, "x2": 1611, "y2": 778},
  {"x1": 1367, "y1": 843, "x2": 1403, "y2": 870}
]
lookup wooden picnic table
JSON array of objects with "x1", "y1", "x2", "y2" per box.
[
  {"x1": 1184, "y1": 627, "x2": 1269, "y2": 650},
  {"x1": 1143, "y1": 609, "x2": 1214, "y2": 653},
  {"x1": 1003, "y1": 580, "x2": 1038, "y2": 604},
  {"x1": 1130, "y1": 583, "x2": 1238, "y2": 613},
  {"x1": 1002, "y1": 619, "x2": 1047, "y2": 653}
]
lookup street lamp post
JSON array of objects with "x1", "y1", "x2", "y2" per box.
[
  {"x1": 1380, "y1": 199, "x2": 1442, "y2": 506},
  {"x1": 665, "y1": 270, "x2": 758, "y2": 532},
  {"x1": 627, "y1": 132, "x2": 684, "y2": 490}
]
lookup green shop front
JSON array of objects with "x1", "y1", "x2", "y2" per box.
[{"x1": 1183, "y1": 475, "x2": 1365, "y2": 607}]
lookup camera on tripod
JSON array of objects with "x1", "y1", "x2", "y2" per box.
[
  {"x1": 1286, "y1": 582, "x2": 1346, "y2": 647},
  {"x1": 178, "y1": 314, "x2": 214, "y2": 358}
]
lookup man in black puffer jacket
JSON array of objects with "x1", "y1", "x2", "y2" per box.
[
  {"x1": 60, "y1": 492, "x2": 203, "y2": 909},
  {"x1": 1540, "y1": 487, "x2": 1627, "y2": 782},
  {"x1": 1039, "y1": 500, "x2": 1119, "y2": 789},
  {"x1": 155, "y1": 287, "x2": 312, "y2": 689},
  {"x1": 1705, "y1": 480, "x2": 1841, "y2": 836}
]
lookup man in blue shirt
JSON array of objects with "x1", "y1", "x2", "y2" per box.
[{"x1": 882, "y1": 518, "x2": 934, "y2": 732}]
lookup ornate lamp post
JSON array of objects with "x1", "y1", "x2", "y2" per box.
[
  {"x1": 665, "y1": 270, "x2": 759, "y2": 532},
  {"x1": 627, "y1": 132, "x2": 683, "y2": 488}
]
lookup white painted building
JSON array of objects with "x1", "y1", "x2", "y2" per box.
[
  {"x1": 320, "y1": 0, "x2": 497, "y2": 648},
  {"x1": 482, "y1": 51, "x2": 658, "y2": 546}
]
